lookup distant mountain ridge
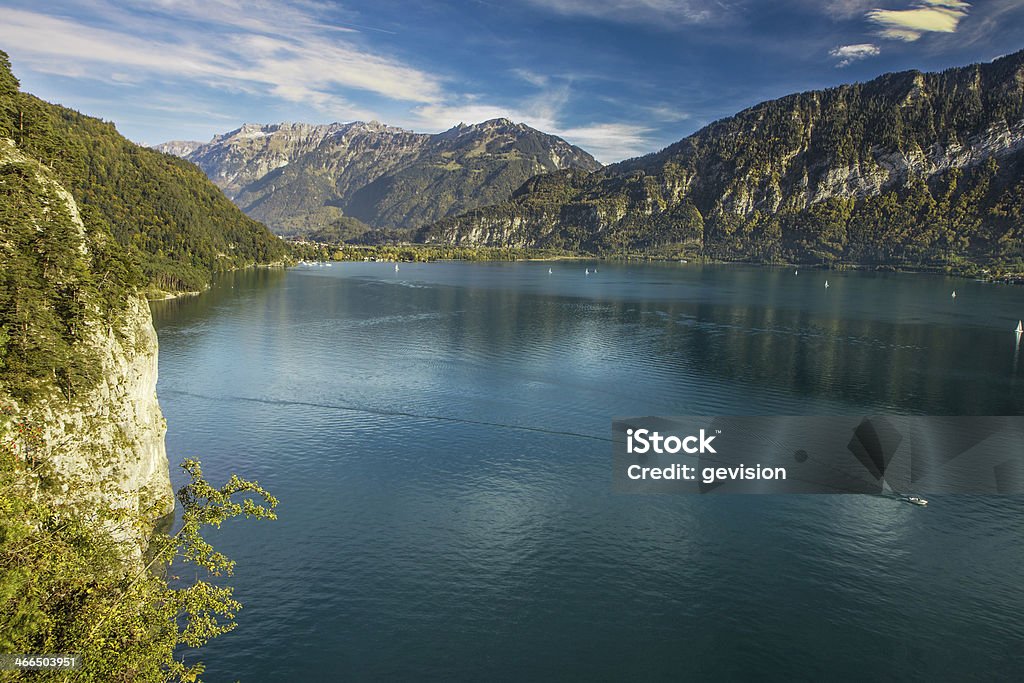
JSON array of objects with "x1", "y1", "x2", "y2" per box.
[
  {"x1": 155, "y1": 118, "x2": 601, "y2": 238},
  {"x1": 419, "y1": 49, "x2": 1024, "y2": 268}
]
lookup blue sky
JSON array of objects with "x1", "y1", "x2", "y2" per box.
[{"x1": 1, "y1": 0, "x2": 1022, "y2": 162}]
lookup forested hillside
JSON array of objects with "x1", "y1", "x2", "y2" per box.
[
  {"x1": 1, "y1": 50, "x2": 278, "y2": 681},
  {"x1": 1, "y1": 52, "x2": 286, "y2": 293},
  {"x1": 420, "y1": 49, "x2": 1024, "y2": 270}
]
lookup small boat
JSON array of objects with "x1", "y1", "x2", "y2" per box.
[{"x1": 905, "y1": 495, "x2": 928, "y2": 507}]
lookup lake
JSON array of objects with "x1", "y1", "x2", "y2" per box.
[{"x1": 151, "y1": 262, "x2": 1024, "y2": 681}]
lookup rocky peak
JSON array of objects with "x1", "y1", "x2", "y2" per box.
[{"x1": 155, "y1": 117, "x2": 601, "y2": 233}]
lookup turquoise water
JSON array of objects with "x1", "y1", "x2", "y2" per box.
[{"x1": 151, "y1": 262, "x2": 1024, "y2": 681}]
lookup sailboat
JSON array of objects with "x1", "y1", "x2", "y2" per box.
[
  {"x1": 824, "y1": 280, "x2": 829, "y2": 289},
  {"x1": 952, "y1": 290, "x2": 957, "y2": 299},
  {"x1": 548, "y1": 267, "x2": 552, "y2": 275},
  {"x1": 1016, "y1": 320, "x2": 1022, "y2": 334},
  {"x1": 585, "y1": 268, "x2": 590, "y2": 276},
  {"x1": 394, "y1": 263, "x2": 399, "y2": 272}
]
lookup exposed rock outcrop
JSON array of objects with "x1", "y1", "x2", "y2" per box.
[{"x1": 1, "y1": 138, "x2": 173, "y2": 557}]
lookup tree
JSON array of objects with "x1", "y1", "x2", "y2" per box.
[{"x1": 0, "y1": 418, "x2": 278, "y2": 682}]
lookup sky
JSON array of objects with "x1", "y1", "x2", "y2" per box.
[{"x1": 0, "y1": 1, "x2": 1023, "y2": 163}]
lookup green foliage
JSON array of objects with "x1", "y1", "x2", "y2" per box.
[
  {"x1": 0, "y1": 414, "x2": 278, "y2": 682},
  {"x1": 0, "y1": 159, "x2": 103, "y2": 401},
  {"x1": 0, "y1": 51, "x2": 286, "y2": 295}
]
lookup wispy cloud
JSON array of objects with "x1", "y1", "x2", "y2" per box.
[
  {"x1": 866, "y1": 0, "x2": 971, "y2": 41},
  {"x1": 510, "y1": 68, "x2": 551, "y2": 88},
  {"x1": 829, "y1": 43, "x2": 881, "y2": 66},
  {"x1": 523, "y1": 0, "x2": 720, "y2": 26},
  {"x1": 0, "y1": 1, "x2": 656, "y2": 160},
  {"x1": 0, "y1": 3, "x2": 442, "y2": 117}
]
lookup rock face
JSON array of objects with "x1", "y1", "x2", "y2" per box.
[
  {"x1": 156, "y1": 119, "x2": 601, "y2": 235},
  {"x1": 419, "y1": 50, "x2": 1024, "y2": 260},
  {"x1": 28, "y1": 296, "x2": 174, "y2": 554},
  {"x1": 1, "y1": 138, "x2": 173, "y2": 556}
]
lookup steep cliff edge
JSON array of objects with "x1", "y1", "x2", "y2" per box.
[
  {"x1": 24, "y1": 295, "x2": 174, "y2": 552},
  {"x1": 0, "y1": 137, "x2": 173, "y2": 555}
]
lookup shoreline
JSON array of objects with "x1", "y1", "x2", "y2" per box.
[{"x1": 287, "y1": 243, "x2": 1019, "y2": 284}]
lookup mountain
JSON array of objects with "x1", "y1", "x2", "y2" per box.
[
  {"x1": 1, "y1": 58, "x2": 286, "y2": 294},
  {"x1": 152, "y1": 139, "x2": 203, "y2": 157},
  {"x1": 420, "y1": 50, "x2": 1024, "y2": 268},
  {"x1": 156, "y1": 118, "x2": 601, "y2": 239}
]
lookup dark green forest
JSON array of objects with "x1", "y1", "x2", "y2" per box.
[{"x1": 0, "y1": 52, "x2": 286, "y2": 295}]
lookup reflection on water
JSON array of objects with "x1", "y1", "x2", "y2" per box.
[{"x1": 153, "y1": 262, "x2": 1024, "y2": 681}]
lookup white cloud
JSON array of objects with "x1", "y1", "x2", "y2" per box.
[
  {"x1": 823, "y1": 0, "x2": 877, "y2": 19},
  {"x1": 510, "y1": 68, "x2": 551, "y2": 88},
  {"x1": 0, "y1": 4, "x2": 442, "y2": 117},
  {"x1": 0, "y1": 1, "x2": 664, "y2": 161},
  {"x1": 866, "y1": 0, "x2": 971, "y2": 41},
  {"x1": 829, "y1": 43, "x2": 881, "y2": 67},
  {"x1": 524, "y1": 0, "x2": 719, "y2": 26},
  {"x1": 555, "y1": 123, "x2": 657, "y2": 162},
  {"x1": 644, "y1": 105, "x2": 691, "y2": 123}
]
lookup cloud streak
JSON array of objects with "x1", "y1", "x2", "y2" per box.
[
  {"x1": 867, "y1": 0, "x2": 971, "y2": 41},
  {"x1": 523, "y1": 0, "x2": 719, "y2": 26},
  {"x1": 0, "y1": 3, "x2": 442, "y2": 116},
  {"x1": 0, "y1": 1, "x2": 658, "y2": 161}
]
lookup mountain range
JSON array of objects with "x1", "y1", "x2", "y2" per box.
[
  {"x1": 155, "y1": 119, "x2": 600, "y2": 240},
  {"x1": 418, "y1": 49, "x2": 1024, "y2": 267}
]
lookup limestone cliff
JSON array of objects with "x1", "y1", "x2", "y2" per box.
[
  {"x1": 0, "y1": 137, "x2": 173, "y2": 556},
  {"x1": 26, "y1": 294, "x2": 174, "y2": 554}
]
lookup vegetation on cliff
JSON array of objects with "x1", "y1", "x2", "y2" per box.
[
  {"x1": 1, "y1": 50, "x2": 279, "y2": 681},
  {"x1": 0, "y1": 418, "x2": 277, "y2": 682},
  {"x1": 0, "y1": 51, "x2": 286, "y2": 295}
]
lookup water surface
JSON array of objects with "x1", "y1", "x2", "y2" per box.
[{"x1": 152, "y1": 262, "x2": 1024, "y2": 681}]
